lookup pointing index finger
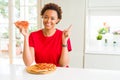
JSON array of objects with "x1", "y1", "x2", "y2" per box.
[{"x1": 67, "y1": 24, "x2": 72, "y2": 32}]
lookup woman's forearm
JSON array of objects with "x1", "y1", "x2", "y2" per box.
[
  {"x1": 23, "y1": 36, "x2": 34, "y2": 66},
  {"x1": 59, "y1": 43, "x2": 69, "y2": 67}
]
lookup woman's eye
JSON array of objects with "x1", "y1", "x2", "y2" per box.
[
  {"x1": 43, "y1": 16, "x2": 48, "y2": 19},
  {"x1": 51, "y1": 18, "x2": 55, "y2": 20}
]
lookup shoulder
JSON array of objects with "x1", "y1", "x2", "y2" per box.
[
  {"x1": 29, "y1": 29, "x2": 42, "y2": 37},
  {"x1": 54, "y1": 29, "x2": 63, "y2": 37},
  {"x1": 56, "y1": 28, "x2": 63, "y2": 34}
]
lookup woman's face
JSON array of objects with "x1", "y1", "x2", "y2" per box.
[{"x1": 42, "y1": 10, "x2": 60, "y2": 30}]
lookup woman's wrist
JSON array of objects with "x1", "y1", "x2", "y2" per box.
[
  {"x1": 62, "y1": 39, "x2": 67, "y2": 44},
  {"x1": 62, "y1": 38, "x2": 68, "y2": 47},
  {"x1": 24, "y1": 34, "x2": 29, "y2": 38}
]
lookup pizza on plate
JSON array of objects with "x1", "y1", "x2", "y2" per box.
[{"x1": 26, "y1": 63, "x2": 56, "y2": 74}]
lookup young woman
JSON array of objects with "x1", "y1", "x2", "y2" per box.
[{"x1": 18, "y1": 3, "x2": 72, "y2": 67}]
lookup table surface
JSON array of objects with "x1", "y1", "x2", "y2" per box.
[{"x1": 0, "y1": 64, "x2": 120, "y2": 80}]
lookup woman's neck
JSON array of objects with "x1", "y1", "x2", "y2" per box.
[{"x1": 43, "y1": 28, "x2": 56, "y2": 37}]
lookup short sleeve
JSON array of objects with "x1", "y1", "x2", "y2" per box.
[
  {"x1": 29, "y1": 33, "x2": 34, "y2": 47},
  {"x1": 67, "y1": 38, "x2": 72, "y2": 52}
]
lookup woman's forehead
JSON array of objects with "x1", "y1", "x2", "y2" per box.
[{"x1": 43, "y1": 10, "x2": 58, "y2": 17}]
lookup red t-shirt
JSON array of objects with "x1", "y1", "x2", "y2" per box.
[{"x1": 29, "y1": 29, "x2": 72, "y2": 66}]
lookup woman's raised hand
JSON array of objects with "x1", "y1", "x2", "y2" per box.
[
  {"x1": 14, "y1": 21, "x2": 29, "y2": 37},
  {"x1": 62, "y1": 25, "x2": 72, "y2": 43}
]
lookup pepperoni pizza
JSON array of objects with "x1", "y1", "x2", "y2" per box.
[{"x1": 26, "y1": 63, "x2": 56, "y2": 74}]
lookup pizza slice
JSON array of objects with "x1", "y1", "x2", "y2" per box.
[{"x1": 14, "y1": 20, "x2": 29, "y2": 29}]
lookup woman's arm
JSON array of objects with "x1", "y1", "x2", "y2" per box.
[
  {"x1": 19, "y1": 28, "x2": 35, "y2": 66},
  {"x1": 22, "y1": 35, "x2": 35, "y2": 66},
  {"x1": 15, "y1": 21, "x2": 35, "y2": 66},
  {"x1": 59, "y1": 25, "x2": 72, "y2": 67},
  {"x1": 59, "y1": 41, "x2": 69, "y2": 67}
]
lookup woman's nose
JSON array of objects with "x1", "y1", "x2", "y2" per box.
[{"x1": 46, "y1": 18, "x2": 51, "y2": 22}]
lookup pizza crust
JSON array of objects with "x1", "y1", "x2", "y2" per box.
[{"x1": 26, "y1": 63, "x2": 56, "y2": 74}]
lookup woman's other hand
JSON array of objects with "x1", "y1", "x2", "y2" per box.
[{"x1": 62, "y1": 25, "x2": 72, "y2": 44}]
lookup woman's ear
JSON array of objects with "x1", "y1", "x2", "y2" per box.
[{"x1": 56, "y1": 19, "x2": 60, "y2": 24}]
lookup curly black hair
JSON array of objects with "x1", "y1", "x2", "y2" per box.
[{"x1": 41, "y1": 3, "x2": 62, "y2": 20}]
